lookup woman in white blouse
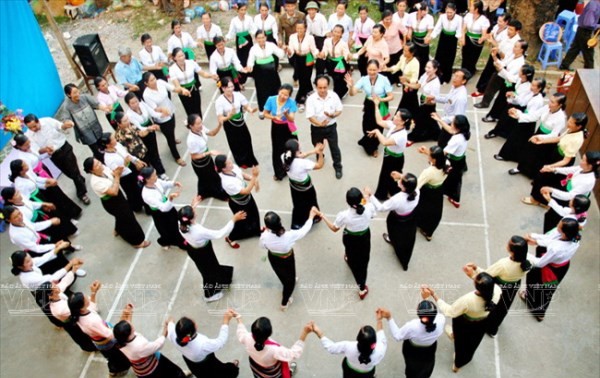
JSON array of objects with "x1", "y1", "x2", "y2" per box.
[
  {"x1": 321, "y1": 188, "x2": 376, "y2": 300},
  {"x1": 321, "y1": 24, "x2": 350, "y2": 99},
  {"x1": 167, "y1": 19, "x2": 198, "y2": 60},
  {"x1": 139, "y1": 167, "x2": 186, "y2": 250},
  {"x1": 522, "y1": 218, "x2": 581, "y2": 322},
  {"x1": 142, "y1": 71, "x2": 186, "y2": 167},
  {"x1": 238, "y1": 316, "x2": 310, "y2": 377},
  {"x1": 406, "y1": 1, "x2": 434, "y2": 77},
  {"x1": 215, "y1": 155, "x2": 262, "y2": 248},
  {"x1": 378, "y1": 300, "x2": 444, "y2": 378},
  {"x1": 99, "y1": 132, "x2": 147, "y2": 213},
  {"x1": 178, "y1": 201, "x2": 244, "y2": 302},
  {"x1": 327, "y1": 1, "x2": 354, "y2": 44},
  {"x1": 83, "y1": 157, "x2": 150, "y2": 248},
  {"x1": 254, "y1": 2, "x2": 279, "y2": 44},
  {"x1": 353, "y1": 5, "x2": 375, "y2": 76},
  {"x1": 94, "y1": 76, "x2": 127, "y2": 129},
  {"x1": 367, "y1": 173, "x2": 420, "y2": 271},
  {"x1": 139, "y1": 33, "x2": 168, "y2": 81},
  {"x1": 168, "y1": 312, "x2": 240, "y2": 377},
  {"x1": 197, "y1": 12, "x2": 223, "y2": 60},
  {"x1": 287, "y1": 21, "x2": 319, "y2": 112},
  {"x1": 209, "y1": 37, "x2": 246, "y2": 91},
  {"x1": 312, "y1": 318, "x2": 387, "y2": 378},
  {"x1": 215, "y1": 77, "x2": 259, "y2": 168},
  {"x1": 429, "y1": 2, "x2": 462, "y2": 84},
  {"x1": 247, "y1": 30, "x2": 285, "y2": 114},
  {"x1": 227, "y1": 3, "x2": 256, "y2": 73},
  {"x1": 260, "y1": 208, "x2": 319, "y2": 310},
  {"x1": 459, "y1": 1, "x2": 490, "y2": 75},
  {"x1": 408, "y1": 60, "x2": 442, "y2": 144},
  {"x1": 186, "y1": 113, "x2": 228, "y2": 200}
]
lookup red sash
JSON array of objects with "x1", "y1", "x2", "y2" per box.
[
  {"x1": 540, "y1": 260, "x2": 569, "y2": 285},
  {"x1": 264, "y1": 339, "x2": 291, "y2": 378}
]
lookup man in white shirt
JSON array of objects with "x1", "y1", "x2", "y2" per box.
[
  {"x1": 305, "y1": 1, "x2": 328, "y2": 77},
  {"x1": 306, "y1": 75, "x2": 344, "y2": 179},
  {"x1": 24, "y1": 114, "x2": 90, "y2": 205}
]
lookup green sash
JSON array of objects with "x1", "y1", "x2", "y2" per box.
[
  {"x1": 539, "y1": 123, "x2": 552, "y2": 134},
  {"x1": 182, "y1": 47, "x2": 195, "y2": 60},
  {"x1": 384, "y1": 147, "x2": 404, "y2": 157},
  {"x1": 466, "y1": 31, "x2": 482, "y2": 39},
  {"x1": 140, "y1": 119, "x2": 152, "y2": 127},
  {"x1": 343, "y1": 228, "x2": 369, "y2": 236},
  {"x1": 379, "y1": 101, "x2": 390, "y2": 119},
  {"x1": 448, "y1": 153, "x2": 465, "y2": 161},
  {"x1": 557, "y1": 145, "x2": 564, "y2": 157},
  {"x1": 306, "y1": 52, "x2": 315, "y2": 66},
  {"x1": 218, "y1": 64, "x2": 239, "y2": 80},
  {"x1": 442, "y1": 29, "x2": 456, "y2": 36},
  {"x1": 329, "y1": 56, "x2": 346, "y2": 73},
  {"x1": 413, "y1": 30, "x2": 427, "y2": 38},
  {"x1": 204, "y1": 40, "x2": 215, "y2": 46},
  {"x1": 424, "y1": 182, "x2": 443, "y2": 189},
  {"x1": 256, "y1": 55, "x2": 275, "y2": 65},
  {"x1": 230, "y1": 112, "x2": 243, "y2": 121},
  {"x1": 181, "y1": 80, "x2": 197, "y2": 89},
  {"x1": 149, "y1": 195, "x2": 168, "y2": 211},
  {"x1": 109, "y1": 102, "x2": 120, "y2": 121},
  {"x1": 236, "y1": 31, "x2": 250, "y2": 45}
]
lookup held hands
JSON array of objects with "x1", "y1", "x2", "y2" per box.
[
  {"x1": 463, "y1": 262, "x2": 477, "y2": 277},
  {"x1": 42, "y1": 203, "x2": 56, "y2": 212},
  {"x1": 315, "y1": 142, "x2": 325, "y2": 154},
  {"x1": 50, "y1": 217, "x2": 61, "y2": 226},
  {"x1": 363, "y1": 186, "x2": 372, "y2": 197},
  {"x1": 180, "y1": 88, "x2": 192, "y2": 97},
  {"x1": 134, "y1": 160, "x2": 147, "y2": 170},
  {"x1": 45, "y1": 178, "x2": 58, "y2": 187},
  {"x1": 163, "y1": 318, "x2": 172, "y2": 336},
  {"x1": 308, "y1": 206, "x2": 320, "y2": 219},
  {"x1": 418, "y1": 146, "x2": 429, "y2": 155},
  {"x1": 55, "y1": 240, "x2": 71, "y2": 252},
  {"x1": 529, "y1": 136, "x2": 543, "y2": 144},
  {"x1": 233, "y1": 211, "x2": 247, "y2": 222},
  {"x1": 122, "y1": 303, "x2": 134, "y2": 318},
  {"x1": 376, "y1": 307, "x2": 391, "y2": 320},
  {"x1": 390, "y1": 171, "x2": 402, "y2": 181},
  {"x1": 113, "y1": 166, "x2": 125, "y2": 177}
]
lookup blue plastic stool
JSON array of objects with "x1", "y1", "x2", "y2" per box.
[
  {"x1": 556, "y1": 10, "x2": 577, "y2": 43},
  {"x1": 564, "y1": 23, "x2": 578, "y2": 51},
  {"x1": 538, "y1": 42, "x2": 563, "y2": 70}
]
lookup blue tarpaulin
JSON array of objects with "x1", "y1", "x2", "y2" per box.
[{"x1": 0, "y1": 0, "x2": 63, "y2": 148}]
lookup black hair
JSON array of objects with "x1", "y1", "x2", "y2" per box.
[
  {"x1": 215, "y1": 154, "x2": 227, "y2": 172},
  {"x1": 474, "y1": 272, "x2": 496, "y2": 312},
  {"x1": 203, "y1": 11, "x2": 212, "y2": 18},
  {"x1": 417, "y1": 300, "x2": 438, "y2": 332},
  {"x1": 472, "y1": 1, "x2": 484, "y2": 14},
  {"x1": 172, "y1": 47, "x2": 185, "y2": 60},
  {"x1": 251, "y1": 317, "x2": 272, "y2": 351},
  {"x1": 83, "y1": 157, "x2": 95, "y2": 174},
  {"x1": 333, "y1": 24, "x2": 345, "y2": 33},
  {"x1": 445, "y1": 2, "x2": 456, "y2": 11},
  {"x1": 114, "y1": 112, "x2": 126, "y2": 126},
  {"x1": 220, "y1": 76, "x2": 235, "y2": 90},
  {"x1": 571, "y1": 112, "x2": 588, "y2": 128},
  {"x1": 584, "y1": 151, "x2": 600, "y2": 178},
  {"x1": 416, "y1": 1, "x2": 428, "y2": 11},
  {"x1": 142, "y1": 71, "x2": 155, "y2": 85},
  {"x1": 213, "y1": 35, "x2": 225, "y2": 45},
  {"x1": 175, "y1": 317, "x2": 197, "y2": 346},
  {"x1": 255, "y1": 29, "x2": 267, "y2": 38},
  {"x1": 382, "y1": 9, "x2": 394, "y2": 20},
  {"x1": 457, "y1": 68, "x2": 472, "y2": 83},
  {"x1": 509, "y1": 236, "x2": 531, "y2": 272},
  {"x1": 68, "y1": 292, "x2": 85, "y2": 323},
  {"x1": 430, "y1": 145, "x2": 450, "y2": 174},
  {"x1": 401, "y1": 173, "x2": 418, "y2": 201},
  {"x1": 532, "y1": 77, "x2": 546, "y2": 95},
  {"x1": 113, "y1": 320, "x2": 132, "y2": 347},
  {"x1": 98, "y1": 132, "x2": 113, "y2": 151},
  {"x1": 560, "y1": 218, "x2": 581, "y2": 242},
  {"x1": 453, "y1": 115, "x2": 471, "y2": 141},
  {"x1": 187, "y1": 114, "x2": 201, "y2": 129},
  {"x1": 372, "y1": 24, "x2": 386, "y2": 35},
  {"x1": 259, "y1": 2, "x2": 270, "y2": 9},
  {"x1": 8, "y1": 159, "x2": 25, "y2": 182},
  {"x1": 171, "y1": 19, "x2": 181, "y2": 32},
  {"x1": 428, "y1": 59, "x2": 441, "y2": 76},
  {"x1": 1, "y1": 187, "x2": 16, "y2": 203},
  {"x1": 336, "y1": 0, "x2": 347, "y2": 9},
  {"x1": 64, "y1": 83, "x2": 77, "y2": 96},
  {"x1": 498, "y1": 12, "x2": 512, "y2": 23},
  {"x1": 12, "y1": 133, "x2": 28, "y2": 149},
  {"x1": 279, "y1": 83, "x2": 294, "y2": 97},
  {"x1": 264, "y1": 211, "x2": 285, "y2": 237},
  {"x1": 572, "y1": 194, "x2": 591, "y2": 223},
  {"x1": 3, "y1": 205, "x2": 18, "y2": 225},
  {"x1": 315, "y1": 75, "x2": 331, "y2": 86},
  {"x1": 35, "y1": 281, "x2": 53, "y2": 310},
  {"x1": 10, "y1": 250, "x2": 27, "y2": 276},
  {"x1": 404, "y1": 42, "x2": 417, "y2": 55},
  {"x1": 508, "y1": 19, "x2": 522, "y2": 31},
  {"x1": 356, "y1": 325, "x2": 377, "y2": 365},
  {"x1": 178, "y1": 205, "x2": 195, "y2": 234},
  {"x1": 282, "y1": 139, "x2": 300, "y2": 172},
  {"x1": 553, "y1": 92, "x2": 567, "y2": 110},
  {"x1": 124, "y1": 91, "x2": 138, "y2": 105},
  {"x1": 295, "y1": 19, "x2": 307, "y2": 28},
  {"x1": 140, "y1": 33, "x2": 152, "y2": 44},
  {"x1": 237, "y1": 2, "x2": 248, "y2": 9},
  {"x1": 517, "y1": 39, "x2": 528, "y2": 55},
  {"x1": 24, "y1": 113, "x2": 38, "y2": 125},
  {"x1": 346, "y1": 187, "x2": 365, "y2": 215},
  {"x1": 93, "y1": 76, "x2": 105, "y2": 89},
  {"x1": 139, "y1": 166, "x2": 155, "y2": 185},
  {"x1": 396, "y1": 108, "x2": 413, "y2": 127},
  {"x1": 521, "y1": 64, "x2": 535, "y2": 83},
  {"x1": 366, "y1": 59, "x2": 380, "y2": 70},
  {"x1": 358, "y1": 4, "x2": 369, "y2": 12}
]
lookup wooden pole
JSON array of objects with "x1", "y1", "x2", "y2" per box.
[{"x1": 39, "y1": 0, "x2": 82, "y2": 79}]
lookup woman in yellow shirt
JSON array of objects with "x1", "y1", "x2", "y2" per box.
[{"x1": 386, "y1": 43, "x2": 420, "y2": 118}]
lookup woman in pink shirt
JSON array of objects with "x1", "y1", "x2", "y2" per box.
[
  {"x1": 355, "y1": 24, "x2": 390, "y2": 75},
  {"x1": 95, "y1": 76, "x2": 128, "y2": 130},
  {"x1": 380, "y1": 10, "x2": 406, "y2": 85}
]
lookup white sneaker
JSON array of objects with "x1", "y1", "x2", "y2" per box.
[
  {"x1": 258, "y1": 112, "x2": 265, "y2": 120},
  {"x1": 75, "y1": 269, "x2": 87, "y2": 277},
  {"x1": 71, "y1": 244, "x2": 82, "y2": 251},
  {"x1": 159, "y1": 173, "x2": 169, "y2": 180},
  {"x1": 281, "y1": 297, "x2": 294, "y2": 311},
  {"x1": 71, "y1": 219, "x2": 79, "y2": 226},
  {"x1": 298, "y1": 104, "x2": 305, "y2": 113},
  {"x1": 204, "y1": 291, "x2": 224, "y2": 302},
  {"x1": 71, "y1": 230, "x2": 80, "y2": 237}
]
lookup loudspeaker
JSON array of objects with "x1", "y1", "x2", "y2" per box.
[{"x1": 73, "y1": 34, "x2": 109, "y2": 77}]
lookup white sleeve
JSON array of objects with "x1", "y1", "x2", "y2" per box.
[
  {"x1": 320, "y1": 337, "x2": 350, "y2": 355},
  {"x1": 388, "y1": 318, "x2": 412, "y2": 342}
]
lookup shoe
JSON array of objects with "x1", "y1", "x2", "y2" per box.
[
  {"x1": 358, "y1": 285, "x2": 369, "y2": 300},
  {"x1": 470, "y1": 91, "x2": 483, "y2": 97},
  {"x1": 406, "y1": 140, "x2": 414, "y2": 147},
  {"x1": 447, "y1": 197, "x2": 460, "y2": 208},
  {"x1": 452, "y1": 363, "x2": 460, "y2": 373},
  {"x1": 535, "y1": 315, "x2": 545, "y2": 322},
  {"x1": 487, "y1": 332, "x2": 496, "y2": 338},
  {"x1": 79, "y1": 194, "x2": 91, "y2": 205},
  {"x1": 258, "y1": 112, "x2": 265, "y2": 120},
  {"x1": 493, "y1": 154, "x2": 504, "y2": 161},
  {"x1": 289, "y1": 361, "x2": 297, "y2": 376},
  {"x1": 382, "y1": 233, "x2": 391, "y2": 244},
  {"x1": 419, "y1": 229, "x2": 432, "y2": 241},
  {"x1": 75, "y1": 269, "x2": 87, "y2": 278},
  {"x1": 176, "y1": 158, "x2": 187, "y2": 167},
  {"x1": 280, "y1": 297, "x2": 293, "y2": 311},
  {"x1": 113, "y1": 230, "x2": 119, "y2": 237},
  {"x1": 71, "y1": 219, "x2": 79, "y2": 226},
  {"x1": 518, "y1": 290, "x2": 526, "y2": 301},
  {"x1": 175, "y1": 138, "x2": 182, "y2": 144},
  {"x1": 445, "y1": 325, "x2": 454, "y2": 340},
  {"x1": 335, "y1": 169, "x2": 343, "y2": 179},
  {"x1": 204, "y1": 291, "x2": 224, "y2": 302},
  {"x1": 163, "y1": 246, "x2": 170, "y2": 251},
  {"x1": 483, "y1": 132, "x2": 496, "y2": 139},
  {"x1": 372, "y1": 150, "x2": 378, "y2": 158},
  {"x1": 232, "y1": 360, "x2": 240, "y2": 367},
  {"x1": 159, "y1": 173, "x2": 169, "y2": 180},
  {"x1": 473, "y1": 102, "x2": 489, "y2": 109},
  {"x1": 521, "y1": 196, "x2": 540, "y2": 206},
  {"x1": 481, "y1": 115, "x2": 498, "y2": 123},
  {"x1": 71, "y1": 244, "x2": 82, "y2": 251},
  {"x1": 558, "y1": 64, "x2": 569, "y2": 70},
  {"x1": 273, "y1": 175, "x2": 284, "y2": 181},
  {"x1": 225, "y1": 237, "x2": 240, "y2": 249},
  {"x1": 298, "y1": 104, "x2": 305, "y2": 113},
  {"x1": 508, "y1": 168, "x2": 520, "y2": 175}
]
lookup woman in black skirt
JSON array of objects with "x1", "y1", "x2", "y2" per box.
[
  {"x1": 424, "y1": 272, "x2": 500, "y2": 372},
  {"x1": 94, "y1": 76, "x2": 126, "y2": 129},
  {"x1": 459, "y1": 1, "x2": 490, "y2": 75},
  {"x1": 321, "y1": 188, "x2": 376, "y2": 300},
  {"x1": 321, "y1": 24, "x2": 350, "y2": 99},
  {"x1": 178, "y1": 203, "x2": 244, "y2": 302},
  {"x1": 260, "y1": 208, "x2": 319, "y2": 310},
  {"x1": 215, "y1": 76, "x2": 259, "y2": 168},
  {"x1": 216, "y1": 155, "x2": 261, "y2": 248},
  {"x1": 282, "y1": 139, "x2": 324, "y2": 229},
  {"x1": 368, "y1": 173, "x2": 420, "y2": 271},
  {"x1": 167, "y1": 314, "x2": 240, "y2": 377},
  {"x1": 464, "y1": 236, "x2": 532, "y2": 337},
  {"x1": 247, "y1": 30, "x2": 285, "y2": 116},
  {"x1": 227, "y1": 3, "x2": 255, "y2": 85},
  {"x1": 522, "y1": 218, "x2": 581, "y2": 322},
  {"x1": 432, "y1": 3, "x2": 461, "y2": 85},
  {"x1": 378, "y1": 300, "x2": 444, "y2": 378},
  {"x1": 415, "y1": 145, "x2": 449, "y2": 241},
  {"x1": 186, "y1": 114, "x2": 228, "y2": 200},
  {"x1": 408, "y1": 60, "x2": 441, "y2": 144},
  {"x1": 209, "y1": 37, "x2": 245, "y2": 92},
  {"x1": 84, "y1": 157, "x2": 150, "y2": 248},
  {"x1": 391, "y1": 43, "x2": 420, "y2": 118},
  {"x1": 140, "y1": 167, "x2": 186, "y2": 250},
  {"x1": 407, "y1": 1, "x2": 434, "y2": 77},
  {"x1": 287, "y1": 20, "x2": 319, "y2": 111}
]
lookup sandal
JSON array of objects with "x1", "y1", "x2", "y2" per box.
[
  {"x1": 419, "y1": 229, "x2": 432, "y2": 241},
  {"x1": 521, "y1": 196, "x2": 539, "y2": 206},
  {"x1": 175, "y1": 138, "x2": 182, "y2": 144},
  {"x1": 134, "y1": 240, "x2": 151, "y2": 249},
  {"x1": 382, "y1": 233, "x2": 391, "y2": 244},
  {"x1": 372, "y1": 150, "x2": 379, "y2": 158},
  {"x1": 232, "y1": 359, "x2": 240, "y2": 367},
  {"x1": 358, "y1": 285, "x2": 369, "y2": 300},
  {"x1": 225, "y1": 237, "x2": 240, "y2": 249},
  {"x1": 79, "y1": 194, "x2": 91, "y2": 205},
  {"x1": 176, "y1": 158, "x2": 187, "y2": 167}
]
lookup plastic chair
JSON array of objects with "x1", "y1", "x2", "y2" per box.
[
  {"x1": 538, "y1": 22, "x2": 564, "y2": 70},
  {"x1": 564, "y1": 23, "x2": 578, "y2": 51},
  {"x1": 556, "y1": 10, "x2": 577, "y2": 45}
]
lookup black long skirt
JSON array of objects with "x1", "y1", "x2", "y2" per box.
[
  {"x1": 435, "y1": 32, "x2": 458, "y2": 84},
  {"x1": 289, "y1": 177, "x2": 319, "y2": 229},
  {"x1": 412, "y1": 35, "x2": 429, "y2": 77},
  {"x1": 386, "y1": 211, "x2": 417, "y2": 270},
  {"x1": 268, "y1": 251, "x2": 296, "y2": 306},
  {"x1": 402, "y1": 340, "x2": 437, "y2": 378},
  {"x1": 525, "y1": 262, "x2": 570, "y2": 318},
  {"x1": 271, "y1": 121, "x2": 297, "y2": 180},
  {"x1": 530, "y1": 171, "x2": 566, "y2": 204},
  {"x1": 254, "y1": 61, "x2": 281, "y2": 111},
  {"x1": 101, "y1": 192, "x2": 145, "y2": 246},
  {"x1": 410, "y1": 104, "x2": 439, "y2": 142},
  {"x1": 543, "y1": 207, "x2": 564, "y2": 233},
  {"x1": 184, "y1": 353, "x2": 239, "y2": 378},
  {"x1": 227, "y1": 195, "x2": 261, "y2": 241},
  {"x1": 490, "y1": 105, "x2": 525, "y2": 139},
  {"x1": 461, "y1": 36, "x2": 484, "y2": 75},
  {"x1": 191, "y1": 155, "x2": 228, "y2": 200},
  {"x1": 120, "y1": 172, "x2": 144, "y2": 212},
  {"x1": 497, "y1": 121, "x2": 536, "y2": 162},
  {"x1": 236, "y1": 38, "x2": 253, "y2": 85},
  {"x1": 415, "y1": 185, "x2": 444, "y2": 238},
  {"x1": 517, "y1": 142, "x2": 565, "y2": 179},
  {"x1": 398, "y1": 89, "x2": 419, "y2": 120},
  {"x1": 384, "y1": 50, "x2": 402, "y2": 85},
  {"x1": 187, "y1": 241, "x2": 234, "y2": 298},
  {"x1": 341, "y1": 357, "x2": 375, "y2": 377},
  {"x1": 223, "y1": 119, "x2": 259, "y2": 168},
  {"x1": 294, "y1": 55, "x2": 314, "y2": 104},
  {"x1": 374, "y1": 154, "x2": 404, "y2": 200},
  {"x1": 204, "y1": 42, "x2": 217, "y2": 62},
  {"x1": 217, "y1": 67, "x2": 242, "y2": 92},
  {"x1": 358, "y1": 98, "x2": 384, "y2": 155},
  {"x1": 475, "y1": 56, "x2": 496, "y2": 93},
  {"x1": 357, "y1": 37, "x2": 369, "y2": 76},
  {"x1": 443, "y1": 156, "x2": 466, "y2": 203},
  {"x1": 148, "y1": 207, "x2": 185, "y2": 248},
  {"x1": 453, "y1": 315, "x2": 487, "y2": 369},
  {"x1": 31, "y1": 207, "x2": 77, "y2": 242},
  {"x1": 141, "y1": 132, "x2": 166, "y2": 175},
  {"x1": 139, "y1": 354, "x2": 186, "y2": 378},
  {"x1": 343, "y1": 230, "x2": 370, "y2": 291},
  {"x1": 486, "y1": 279, "x2": 521, "y2": 336},
  {"x1": 488, "y1": 83, "x2": 514, "y2": 120},
  {"x1": 178, "y1": 86, "x2": 202, "y2": 118},
  {"x1": 42, "y1": 185, "x2": 82, "y2": 220},
  {"x1": 326, "y1": 58, "x2": 348, "y2": 99}
]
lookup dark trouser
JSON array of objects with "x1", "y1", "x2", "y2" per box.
[
  {"x1": 158, "y1": 117, "x2": 181, "y2": 161},
  {"x1": 268, "y1": 251, "x2": 296, "y2": 306},
  {"x1": 453, "y1": 315, "x2": 486, "y2": 369},
  {"x1": 87, "y1": 142, "x2": 104, "y2": 163},
  {"x1": 562, "y1": 28, "x2": 595, "y2": 69},
  {"x1": 461, "y1": 37, "x2": 483, "y2": 75},
  {"x1": 271, "y1": 121, "x2": 297, "y2": 180},
  {"x1": 140, "y1": 132, "x2": 166, "y2": 175},
  {"x1": 486, "y1": 280, "x2": 520, "y2": 336},
  {"x1": 314, "y1": 36, "x2": 326, "y2": 78},
  {"x1": 99, "y1": 346, "x2": 131, "y2": 374},
  {"x1": 402, "y1": 340, "x2": 437, "y2": 378},
  {"x1": 443, "y1": 156, "x2": 466, "y2": 202},
  {"x1": 311, "y1": 123, "x2": 342, "y2": 170},
  {"x1": 343, "y1": 230, "x2": 370, "y2": 291},
  {"x1": 178, "y1": 86, "x2": 202, "y2": 118},
  {"x1": 475, "y1": 56, "x2": 497, "y2": 93},
  {"x1": 50, "y1": 142, "x2": 87, "y2": 198},
  {"x1": 294, "y1": 55, "x2": 314, "y2": 104},
  {"x1": 184, "y1": 354, "x2": 239, "y2": 378},
  {"x1": 375, "y1": 154, "x2": 404, "y2": 201},
  {"x1": 479, "y1": 72, "x2": 503, "y2": 107},
  {"x1": 487, "y1": 82, "x2": 514, "y2": 120},
  {"x1": 530, "y1": 172, "x2": 565, "y2": 205}
]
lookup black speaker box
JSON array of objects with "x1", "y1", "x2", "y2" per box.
[{"x1": 73, "y1": 34, "x2": 109, "y2": 77}]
